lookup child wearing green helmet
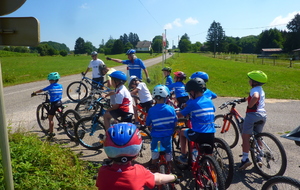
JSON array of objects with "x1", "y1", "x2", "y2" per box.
[
  {"x1": 31, "y1": 72, "x2": 63, "y2": 138},
  {"x1": 239, "y1": 70, "x2": 268, "y2": 170}
]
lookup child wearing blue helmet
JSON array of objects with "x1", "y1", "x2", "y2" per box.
[
  {"x1": 103, "y1": 71, "x2": 134, "y2": 130},
  {"x1": 31, "y1": 72, "x2": 63, "y2": 138},
  {"x1": 190, "y1": 71, "x2": 217, "y2": 99}
]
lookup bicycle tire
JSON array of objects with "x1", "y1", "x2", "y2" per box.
[
  {"x1": 213, "y1": 137, "x2": 234, "y2": 189},
  {"x1": 214, "y1": 114, "x2": 240, "y2": 148},
  {"x1": 62, "y1": 109, "x2": 81, "y2": 141},
  {"x1": 36, "y1": 104, "x2": 49, "y2": 135},
  {"x1": 195, "y1": 155, "x2": 226, "y2": 190},
  {"x1": 250, "y1": 132, "x2": 287, "y2": 179},
  {"x1": 75, "y1": 96, "x2": 100, "y2": 117},
  {"x1": 159, "y1": 164, "x2": 171, "y2": 190},
  {"x1": 133, "y1": 126, "x2": 152, "y2": 166},
  {"x1": 74, "y1": 116, "x2": 106, "y2": 150},
  {"x1": 261, "y1": 176, "x2": 300, "y2": 190},
  {"x1": 66, "y1": 81, "x2": 88, "y2": 102}
]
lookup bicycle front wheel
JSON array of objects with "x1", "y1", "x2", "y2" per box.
[
  {"x1": 133, "y1": 126, "x2": 152, "y2": 166},
  {"x1": 195, "y1": 155, "x2": 226, "y2": 190},
  {"x1": 75, "y1": 116, "x2": 105, "y2": 150},
  {"x1": 75, "y1": 96, "x2": 99, "y2": 117},
  {"x1": 250, "y1": 132, "x2": 287, "y2": 179},
  {"x1": 62, "y1": 109, "x2": 81, "y2": 141},
  {"x1": 261, "y1": 176, "x2": 300, "y2": 190},
  {"x1": 213, "y1": 137, "x2": 234, "y2": 189},
  {"x1": 36, "y1": 104, "x2": 49, "y2": 135},
  {"x1": 214, "y1": 114, "x2": 240, "y2": 148},
  {"x1": 66, "y1": 81, "x2": 88, "y2": 102}
]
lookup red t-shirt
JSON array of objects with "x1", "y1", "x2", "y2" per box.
[{"x1": 96, "y1": 163, "x2": 155, "y2": 190}]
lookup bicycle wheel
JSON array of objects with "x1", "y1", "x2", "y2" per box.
[
  {"x1": 66, "y1": 81, "x2": 88, "y2": 102},
  {"x1": 250, "y1": 132, "x2": 287, "y2": 179},
  {"x1": 261, "y1": 176, "x2": 300, "y2": 190},
  {"x1": 195, "y1": 155, "x2": 226, "y2": 190},
  {"x1": 133, "y1": 126, "x2": 152, "y2": 166},
  {"x1": 62, "y1": 109, "x2": 81, "y2": 141},
  {"x1": 74, "y1": 116, "x2": 105, "y2": 150},
  {"x1": 213, "y1": 137, "x2": 234, "y2": 189},
  {"x1": 75, "y1": 96, "x2": 99, "y2": 117},
  {"x1": 214, "y1": 114, "x2": 240, "y2": 148},
  {"x1": 36, "y1": 104, "x2": 49, "y2": 135},
  {"x1": 159, "y1": 164, "x2": 171, "y2": 190}
]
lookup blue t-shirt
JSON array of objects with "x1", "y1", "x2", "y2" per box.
[
  {"x1": 122, "y1": 58, "x2": 146, "y2": 79},
  {"x1": 168, "y1": 81, "x2": 188, "y2": 98},
  {"x1": 43, "y1": 83, "x2": 63, "y2": 102},
  {"x1": 204, "y1": 89, "x2": 217, "y2": 99},
  {"x1": 165, "y1": 75, "x2": 173, "y2": 90},
  {"x1": 180, "y1": 96, "x2": 215, "y2": 133},
  {"x1": 146, "y1": 103, "x2": 177, "y2": 137}
]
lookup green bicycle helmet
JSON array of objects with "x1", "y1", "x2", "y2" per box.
[
  {"x1": 247, "y1": 70, "x2": 267, "y2": 84},
  {"x1": 161, "y1": 67, "x2": 172, "y2": 72},
  {"x1": 47, "y1": 72, "x2": 60, "y2": 80}
]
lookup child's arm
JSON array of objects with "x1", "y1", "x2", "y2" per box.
[
  {"x1": 103, "y1": 91, "x2": 115, "y2": 98},
  {"x1": 31, "y1": 89, "x2": 43, "y2": 96},
  {"x1": 248, "y1": 92, "x2": 259, "y2": 108},
  {"x1": 154, "y1": 173, "x2": 177, "y2": 185},
  {"x1": 130, "y1": 88, "x2": 139, "y2": 96}
]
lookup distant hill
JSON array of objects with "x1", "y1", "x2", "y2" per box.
[{"x1": 40, "y1": 41, "x2": 70, "y2": 52}]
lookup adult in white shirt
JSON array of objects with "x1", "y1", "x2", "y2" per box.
[{"x1": 84, "y1": 51, "x2": 105, "y2": 86}]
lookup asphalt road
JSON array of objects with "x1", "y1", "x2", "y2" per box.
[{"x1": 3, "y1": 54, "x2": 300, "y2": 189}]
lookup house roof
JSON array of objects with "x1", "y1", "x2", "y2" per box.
[
  {"x1": 136, "y1": 41, "x2": 151, "y2": 48},
  {"x1": 292, "y1": 48, "x2": 300, "y2": 52},
  {"x1": 261, "y1": 48, "x2": 282, "y2": 52}
]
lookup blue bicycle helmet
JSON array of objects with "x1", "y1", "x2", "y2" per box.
[
  {"x1": 109, "y1": 71, "x2": 127, "y2": 83},
  {"x1": 104, "y1": 123, "x2": 142, "y2": 162},
  {"x1": 47, "y1": 72, "x2": 60, "y2": 80},
  {"x1": 126, "y1": 49, "x2": 136, "y2": 55},
  {"x1": 190, "y1": 71, "x2": 209, "y2": 82}
]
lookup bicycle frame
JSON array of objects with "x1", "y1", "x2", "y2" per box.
[
  {"x1": 135, "y1": 104, "x2": 147, "y2": 126},
  {"x1": 222, "y1": 106, "x2": 244, "y2": 133}
]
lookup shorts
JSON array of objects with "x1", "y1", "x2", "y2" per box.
[
  {"x1": 140, "y1": 100, "x2": 153, "y2": 113},
  {"x1": 151, "y1": 136, "x2": 172, "y2": 160},
  {"x1": 242, "y1": 112, "x2": 267, "y2": 135},
  {"x1": 109, "y1": 109, "x2": 133, "y2": 122},
  {"x1": 177, "y1": 96, "x2": 189, "y2": 109},
  {"x1": 183, "y1": 129, "x2": 214, "y2": 154},
  {"x1": 49, "y1": 100, "x2": 62, "y2": 115}
]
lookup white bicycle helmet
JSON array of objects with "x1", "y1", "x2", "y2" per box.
[
  {"x1": 152, "y1": 84, "x2": 170, "y2": 99},
  {"x1": 91, "y1": 51, "x2": 98, "y2": 55}
]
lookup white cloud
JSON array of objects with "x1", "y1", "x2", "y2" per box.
[
  {"x1": 270, "y1": 11, "x2": 300, "y2": 29},
  {"x1": 173, "y1": 18, "x2": 182, "y2": 27},
  {"x1": 185, "y1": 17, "x2": 199, "y2": 25},
  {"x1": 80, "y1": 3, "x2": 88, "y2": 9},
  {"x1": 164, "y1": 23, "x2": 172, "y2": 30}
]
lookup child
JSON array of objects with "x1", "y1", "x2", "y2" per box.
[
  {"x1": 102, "y1": 71, "x2": 134, "y2": 130},
  {"x1": 128, "y1": 75, "x2": 153, "y2": 124},
  {"x1": 190, "y1": 71, "x2": 217, "y2": 99},
  {"x1": 96, "y1": 123, "x2": 178, "y2": 190},
  {"x1": 239, "y1": 70, "x2": 267, "y2": 170},
  {"x1": 31, "y1": 72, "x2": 63, "y2": 138},
  {"x1": 146, "y1": 85, "x2": 177, "y2": 170},
  {"x1": 176, "y1": 77, "x2": 216, "y2": 164},
  {"x1": 161, "y1": 67, "x2": 173, "y2": 89},
  {"x1": 98, "y1": 64, "x2": 116, "y2": 88},
  {"x1": 168, "y1": 71, "x2": 189, "y2": 109}
]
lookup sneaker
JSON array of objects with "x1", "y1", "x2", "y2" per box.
[
  {"x1": 48, "y1": 133, "x2": 56, "y2": 138},
  {"x1": 177, "y1": 155, "x2": 188, "y2": 165},
  {"x1": 239, "y1": 158, "x2": 252, "y2": 170}
]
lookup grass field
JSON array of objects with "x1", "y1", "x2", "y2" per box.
[{"x1": 1, "y1": 52, "x2": 299, "y2": 100}]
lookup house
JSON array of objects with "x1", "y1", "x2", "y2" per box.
[
  {"x1": 261, "y1": 48, "x2": 283, "y2": 57},
  {"x1": 136, "y1": 41, "x2": 151, "y2": 51},
  {"x1": 292, "y1": 48, "x2": 300, "y2": 60}
]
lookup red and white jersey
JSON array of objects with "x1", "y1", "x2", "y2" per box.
[
  {"x1": 246, "y1": 86, "x2": 266, "y2": 113},
  {"x1": 115, "y1": 85, "x2": 134, "y2": 113}
]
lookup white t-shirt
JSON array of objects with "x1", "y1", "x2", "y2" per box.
[
  {"x1": 115, "y1": 85, "x2": 134, "y2": 114},
  {"x1": 249, "y1": 86, "x2": 265, "y2": 113},
  {"x1": 136, "y1": 82, "x2": 152, "y2": 103},
  {"x1": 88, "y1": 59, "x2": 104, "y2": 78}
]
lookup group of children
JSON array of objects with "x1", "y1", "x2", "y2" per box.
[{"x1": 32, "y1": 51, "x2": 268, "y2": 189}]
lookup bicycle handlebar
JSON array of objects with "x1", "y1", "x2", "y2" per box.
[{"x1": 218, "y1": 97, "x2": 246, "y2": 109}]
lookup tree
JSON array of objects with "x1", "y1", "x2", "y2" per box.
[
  {"x1": 284, "y1": 13, "x2": 300, "y2": 52},
  {"x1": 228, "y1": 43, "x2": 242, "y2": 54},
  {"x1": 112, "y1": 39, "x2": 124, "y2": 54},
  {"x1": 128, "y1": 32, "x2": 140, "y2": 47},
  {"x1": 120, "y1": 33, "x2": 129, "y2": 45},
  {"x1": 124, "y1": 42, "x2": 133, "y2": 51},
  {"x1": 238, "y1": 35, "x2": 259, "y2": 53},
  {"x1": 84, "y1": 41, "x2": 96, "y2": 54},
  {"x1": 255, "y1": 28, "x2": 283, "y2": 53},
  {"x1": 152, "y1": 35, "x2": 163, "y2": 53},
  {"x1": 191, "y1": 41, "x2": 202, "y2": 52},
  {"x1": 206, "y1": 21, "x2": 226, "y2": 55},
  {"x1": 178, "y1": 33, "x2": 191, "y2": 52},
  {"x1": 74, "y1": 37, "x2": 85, "y2": 54}
]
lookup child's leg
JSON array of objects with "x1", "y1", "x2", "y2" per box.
[
  {"x1": 180, "y1": 129, "x2": 188, "y2": 155},
  {"x1": 133, "y1": 106, "x2": 139, "y2": 123},
  {"x1": 48, "y1": 115, "x2": 54, "y2": 134},
  {"x1": 103, "y1": 111, "x2": 112, "y2": 130}
]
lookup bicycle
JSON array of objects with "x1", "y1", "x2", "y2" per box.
[
  {"x1": 33, "y1": 93, "x2": 81, "y2": 140},
  {"x1": 215, "y1": 98, "x2": 287, "y2": 179},
  {"x1": 172, "y1": 118, "x2": 233, "y2": 189},
  {"x1": 261, "y1": 176, "x2": 300, "y2": 189},
  {"x1": 172, "y1": 118, "x2": 226, "y2": 190},
  {"x1": 66, "y1": 72, "x2": 110, "y2": 102}
]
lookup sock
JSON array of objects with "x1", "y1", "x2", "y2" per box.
[{"x1": 242, "y1": 152, "x2": 249, "y2": 162}]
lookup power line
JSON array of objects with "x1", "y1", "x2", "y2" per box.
[{"x1": 138, "y1": 0, "x2": 162, "y2": 28}]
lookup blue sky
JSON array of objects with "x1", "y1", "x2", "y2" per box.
[{"x1": 4, "y1": 0, "x2": 300, "y2": 50}]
